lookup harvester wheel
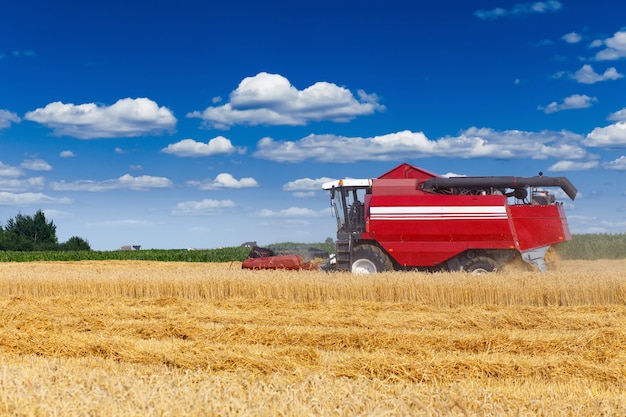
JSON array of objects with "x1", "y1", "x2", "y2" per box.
[
  {"x1": 463, "y1": 256, "x2": 498, "y2": 274},
  {"x1": 351, "y1": 245, "x2": 393, "y2": 275}
]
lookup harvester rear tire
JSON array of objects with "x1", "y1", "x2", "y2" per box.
[
  {"x1": 463, "y1": 256, "x2": 498, "y2": 274},
  {"x1": 351, "y1": 245, "x2": 393, "y2": 275}
]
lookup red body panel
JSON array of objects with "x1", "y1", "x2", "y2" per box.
[
  {"x1": 364, "y1": 185, "x2": 571, "y2": 267},
  {"x1": 509, "y1": 204, "x2": 571, "y2": 250},
  {"x1": 365, "y1": 194, "x2": 515, "y2": 266},
  {"x1": 377, "y1": 163, "x2": 438, "y2": 180}
]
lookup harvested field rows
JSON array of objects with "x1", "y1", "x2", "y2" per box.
[{"x1": 0, "y1": 260, "x2": 625, "y2": 416}]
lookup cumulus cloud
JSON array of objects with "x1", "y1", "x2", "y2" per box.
[
  {"x1": 0, "y1": 160, "x2": 48, "y2": 191},
  {"x1": 11, "y1": 50, "x2": 35, "y2": 58},
  {"x1": 254, "y1": 128, "x2": 587, "y2": 163},
  {"x1": 186, "y1": 173, "x2": 258, "y2": 190},
  {"x1": 292, "y1": 192, "x2": 316, "y2": 198},
  {"x1": 42, "y1": 209, "x2": 73, "y2": 220},
  {"x1": 187, "y1": 72, "x2": 385, "y2": 128},
  {"x1": 257, "y1": 207, "x2": 328, "y2": 217},
  {"x1": 0, "y1": 109, "x2": 20, "y2": 129},
  {"x1": 604, "y1": 156, "x2": 626, "y2": 170},
  {"x1": 87, "y1": 219, "x2": 156, "y2": 228},
  {"x1": 538, "y1": 94, "x2": 597, "y2": 114},
  {"x1": 0, "y1": 161, "x2": 23, "y2": 178},
  {"x1": 585, "y1": 122, "x2": 626, "y2": 148},
  {"x1": 282, "y1": 177, "x2": 336, "y2": 191},
  {"x1": 570, "y1": 64, "x2": 623, "y2": 84},
  {"x1": 50, "y1": 174, "x2": 173, "y2": 192},
  {"x1": 21, "y1": 159, "x2": 52, "y2": 171},
  {"x1": 172, "y1": 198, "x2": 235, "y2": 215},
  {"x1": 160, "y1": 136, "x2": 245, "y2": 157},
  {"x1": 0, "y1": 50, "x2": 33, "y2": 60},
  {"x1": 0, "y1": 191, "x2": 71, "y2": 206},
  {"x1": 0, "y1": 177, "x2": 46, "y2": 192},
  {"x1": 593, "y1": 30, "x2": 626, "y2": 61},
  {"x1": 474, "y1": 1, "x2": 562, "y2": 19},
  {"x1": 59, "y1": 150, "x2": 76, "y2": 158},
  {"x1": 561, "y1": 32, "x2": 582, "y2": 44},
  {"x1": 24, "y1": 98, "x2": 176, "y2": 139},
  {"x1": 548, "y1": 160, "x2": 599, "y2": 171},
  {"x1": 608, "y1": 108, "x2": 626, "y2": 122}
]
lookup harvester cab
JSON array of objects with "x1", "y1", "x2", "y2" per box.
[{"x1": 327, "y1": 179, "x2": 371, "y2": 234}]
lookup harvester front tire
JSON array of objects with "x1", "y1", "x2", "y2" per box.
[
  {"x1": 351, "y1": 245, "x2": 393, "y2": 275},
  {"x1": 463, "y1": 256, "x2": 498, "y2": 274}
]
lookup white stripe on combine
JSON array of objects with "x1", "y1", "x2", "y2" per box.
[{"x1": 370, "y1": 206, "x2": 507, "y2": 220}]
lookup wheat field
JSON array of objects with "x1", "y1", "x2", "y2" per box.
[{"x1": 0, "y1": 259, "x2": 625, "y2": 416}]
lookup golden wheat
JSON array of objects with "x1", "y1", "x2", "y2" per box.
[
  {"x1": 1, "y1": 259, "x2": 625, "y2": 305},
  {"x1": 0, "y1": 260, "x2": 625, "y2": 416}
]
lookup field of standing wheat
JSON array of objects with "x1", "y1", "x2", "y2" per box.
[{"x1": 0, "y1": 259, "x2": 625, "y2": 416}]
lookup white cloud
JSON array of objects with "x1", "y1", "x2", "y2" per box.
[
  {"x1": 254, "y1": 128, "x2": 587, "y2": 163},
  {"x1": 11, "y1": 50, "x2": 35, "y2": 58},
  {"x1": 570, "y1": 64, "x2": 623, "y2": 84},
  {"x1": 187, "y1": 72, "x2": 385, "y2": 128},
  {"x1": 21, "y1": 158, "x2": 52, "y2": 171},
  {"x1": 60, "y1": 150, "x2": 76, "y2": 158},
  {"x1": 0, "y1": 162, "x2": 23, "y2": 177},
  {"x1": 50, "y1": 174, "x2": 173, "y2": 192},
  {"x1": 585, "y1": 122, "x2": 626, "y2": 148},
  {"x1": 87, "y1": 219, "x2": 156, "y2": 228},
  {"x1": 0, "y1": 109, "x2": 20, "y2": 128},
  {"x1": 172, "y1": 198, "x2": 236, "y2": 215},
  {"x1": 0, "y1": 177, "x2": 46, "y2": 191},
  {"x1": 257, "y1": 207, "x2": 328, "y2": 217},
  {"x1": 292, "y1": 191, "x2": 316, "y2": 198},
  {"x1": 594, "y1": 30, "x2": 626, "y2": 61},
  {"x1": 0, "y1": 191, "x2": 72, "y2": 206},
  {"x1": 547, "y1": 160, "x2": 599, "y2": 171},
  {"x1": 42, "y1": 209, "x2": 73, "y2": 220},
  {"x1": 561, "y1": 32, "x2": 582, "y2": 44},
  {"x1": 24, "y1": 98, "x2": 176, "y2": 139},
  {"x1": 160, "y1": 136, "x2": 245, "y2": 157},
  {"x1": 474, "y1": 1, "x2": 562, "y2": 19},
  {"x1": 186, "y1": 173, "x2": 259, "y2": 190},
  {"x1": 608, "y1": 108, "x2": 626, "y2": 122},
  {"x1": 604, "y1": 156, "x2": 626, "y2": 170},
  {"x1": 282, "y1": 177, "x2": 336, "y2": 191},
  {"x1": 538, "y1": 94, "x2": 597, "y2": 114},
  {"x1": 589, "y1": 39, "x2": 603, "y2": 48}
]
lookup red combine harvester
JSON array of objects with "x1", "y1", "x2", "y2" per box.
[{"x1": 243, "y1": 162, "x2": 577, "y2": 273}]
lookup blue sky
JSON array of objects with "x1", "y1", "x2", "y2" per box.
[{"x1": 1, "y1": 0, "x2": 626, "y2": 250}]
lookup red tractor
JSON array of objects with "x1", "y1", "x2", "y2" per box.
[{"x1": 322, "y1": 163, "x2": 577, "y2": 274}]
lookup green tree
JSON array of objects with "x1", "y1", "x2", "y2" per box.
[
  {"x1": 59, "y1": 236, "x2": 92, "y2": 251},
  {"x1": 0, "y1": 226, "x2": 34, "y2": 250},
  {"x1": 3, "y1": 210, "x2": 58, "y2": 250}
]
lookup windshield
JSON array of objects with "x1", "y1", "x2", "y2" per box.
[{"x1": 330, "y1": 186, "x2": 368, "y2": 232}]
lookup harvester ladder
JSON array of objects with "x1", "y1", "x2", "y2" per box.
[{"x1": 335, "y1": 232, "x2": 352, "y2": 271}]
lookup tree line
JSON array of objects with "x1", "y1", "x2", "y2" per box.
[{"x1": 0, "y1": 210, "x2": 91, "y2": 251}]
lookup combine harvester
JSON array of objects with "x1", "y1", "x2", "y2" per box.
[{"x1": 242, "y1": 163, "x2": 577, "y2": 274}]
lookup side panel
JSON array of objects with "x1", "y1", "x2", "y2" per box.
[
  {"x1": 509, "y1": 204, "x2": 571, "y2": 251},
  {"x1": 365, "y1": 194, "x2": 516, "y2": 267}
]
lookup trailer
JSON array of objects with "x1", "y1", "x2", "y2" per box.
[{"x1": 322, "y1": 163, "x2": 577, "y2": 274}]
